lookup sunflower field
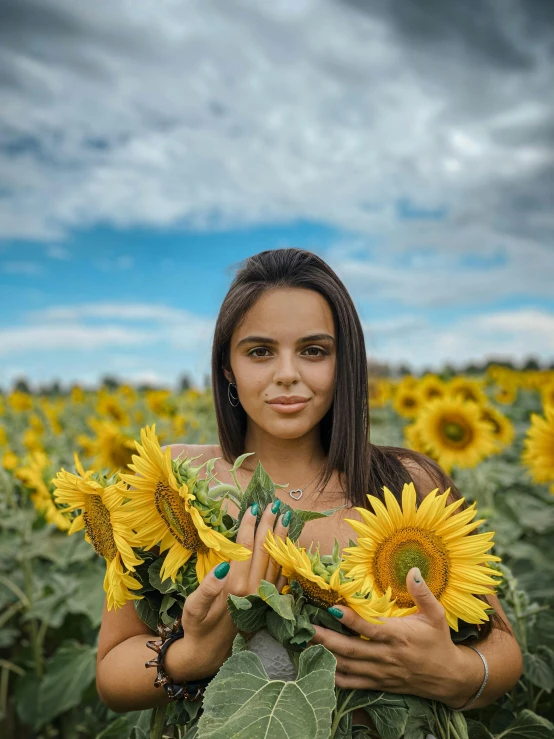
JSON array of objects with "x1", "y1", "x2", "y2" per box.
[{"x1": 1, "y1": 366, "x2": 554, "y2": 738}]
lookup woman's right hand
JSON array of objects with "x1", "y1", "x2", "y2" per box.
[{"x1": 165, "y1": 500, "x2": 290, "y2": 681}]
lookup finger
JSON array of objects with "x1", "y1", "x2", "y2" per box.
[
  {"x1": 309, "y1": 625, "x2": 370, "y2": 659},
  {"x1": 335, "y1": 672, "x2": 382, "y2": 690},
  {"x1": 273, "y1": 506, "x2": 291, "y2": 543},
  {"x1": 334, "y1": 655, "x2": 382, "y2": 676},
  {"x1": 324, "y1": 605, "x2": 392, "y2": 642},
  {"x1": 264, "y1": 499, "x2": 286, "y2": 584},
  {"x1": 226, "y1": 503, "x2": 259, "y2": 593},
  {"x1": 182, "y1": 561, "x2": 231, "y2": 623},
  {"x1": 275, "y1": 573, "x2": 288, "y2": 594},
  {"x1": 406, "y1": 567, "x2": 448, "y2": 628},
  {"x1": 248, "y1": 500, "x2": 281, "y2": 590}
]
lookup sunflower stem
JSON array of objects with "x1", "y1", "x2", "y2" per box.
[
  {"x1": 21, "y1": 520, "x2": 43, "y2": 677},
  {"x1": 329, "y1": 690, "x2": 354, "y2": 738},
  {"x1": 149, "y1": 704, "x2": 167, "y2": 739}
]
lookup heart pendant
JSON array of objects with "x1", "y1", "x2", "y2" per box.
[{"x1": 289, "y1": 489, "x2": 303, "y2": 500}]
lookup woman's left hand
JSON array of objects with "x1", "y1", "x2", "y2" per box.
[{"x1": 309, "y1": 566, "x2": 477, "y2": 707}]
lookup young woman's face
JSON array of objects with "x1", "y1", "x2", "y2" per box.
[{"x1": 225, "y1": 287, "x2": 337, "y2": 440}]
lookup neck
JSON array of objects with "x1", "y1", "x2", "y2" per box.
[{"x1": 241, "y1": 420, "x2": 327, "y2": 487}]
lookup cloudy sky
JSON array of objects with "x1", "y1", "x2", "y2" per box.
[{"x1": 0, "y1": 0, "x2": 553, "y2": 388}]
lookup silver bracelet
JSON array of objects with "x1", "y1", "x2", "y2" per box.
[{"x1": 451, "y1": 646, "x2": 489, "y2": 712}]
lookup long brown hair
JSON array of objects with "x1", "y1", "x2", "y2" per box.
[{"x1": 211, "y1": 248, "x2": 506, "y2": 640}]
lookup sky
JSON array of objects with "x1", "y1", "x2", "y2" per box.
[{"x1": 0, "y1": 0, "x2": 553, "y2": 388}]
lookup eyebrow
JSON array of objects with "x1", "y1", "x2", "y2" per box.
[{"x1": 236, "y1": 333, "x2": 335, "y2": 348}]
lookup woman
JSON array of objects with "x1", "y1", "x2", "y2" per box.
[{"x1": 96, "y1": 248, "x2": 522, "y2": 726}]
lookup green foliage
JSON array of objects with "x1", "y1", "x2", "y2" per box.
[
  {"x1": 1, "y1": 378, "x2": 554, "y2": 737},
  {"x1": 197, "y1": 645, "x2": 337, "y2": 739}
]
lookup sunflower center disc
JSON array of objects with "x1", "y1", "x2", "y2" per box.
[
  {"x1": 83, "y1": 493, "x2": 118, "y2": 560},
  {"x1": 373, "y1": 527, "x2": 449, "y2": 608},
  {"x1": 155, "y1": 482, "x2": 208, "y2": 553},
  {"x1": 296, "y1": 575, "x2": 343, "y2": 609}
]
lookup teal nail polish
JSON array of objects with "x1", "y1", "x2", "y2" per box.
[
  {"x1": 214, "y1": 562, "x2": 230, "y2": 579},
  {"x1": 271, "y1": 499, "x2": 281, "y2": 514},
  {"x1": 250, "y1": 502, "x2": 259, "y2": 516},
  {"x1": 282, "y1": 510, "x2": 291, "y2": 527},
  {"x1": 413, "y1": 567, "x2": 422, "y2": 584},
  {"x1": 328, "y1": 606, "x2": 343, "y2": 619}
]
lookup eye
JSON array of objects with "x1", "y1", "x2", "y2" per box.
[
  {"x1": 248, "y1": 347, "x2": 271, "y2": 358},
  {"x1": 303, "y1": 346, "x2": 327, "y2": 357}
]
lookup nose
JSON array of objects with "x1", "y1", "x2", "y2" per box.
[{"x1": 273, "y1": 349, "x2": 300, "y2": 386}]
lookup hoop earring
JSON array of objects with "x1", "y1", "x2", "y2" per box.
[{"x1": 228, "y1": 381, "x2": 240, "y2": 407}]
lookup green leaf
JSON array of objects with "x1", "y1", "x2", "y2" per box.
[
  {"x1": 232, "y1": 633, "x2": 248, "y2": 654},
  {"x1": 523, "y1": 649, "x2": 554, "y2": 692},
  {"x1": 36, "y1": 642, "x2": 97, "y2": 726},
  {"x1": 232, "y1": 452, "x2": 255, "y2": 472},
  {"x1": 500, "y1": 709, "x2": 554, "y2": 737},
  {"x1": 14, "y1": 671, "x2": 42, "y2": 730},
  {"x1": 166, "y1": 698, "x2": 203, "y2": 727},
  {"x1": 463, "y1": 720, "x2": 494, "y2": 739},
  {"x1": 134, "y1": 597, "x2": 160, "y2": 631},
  {"x1": 266, "y1": 609, "x2": 296, "y2": 644},
  {"x1": 287, "y1": 506, "x2": 345, "y2": 542},
  {"x1": 239, "y1": 461, "x2": 276, "y2": 521},
  {"x1": 503, "y1": 493, "x2": 554, "y2": 534},
  {"x1": 148, "y1": 557, "x2": 178, "y2": 594},
  {"x1": 67, "y1": 559, "x2": 106, "y2": 627},
  {"x1": 197, "y1": 645, "x2": 336, "y2": 739},
  {"x1": 258, "y1": 580, "x2": 295, "y2": 620},
  {"x1": 227, "y1": 593, "x2": 268, "y2": 633}
]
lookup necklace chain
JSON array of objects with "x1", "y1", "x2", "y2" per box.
[{"x1": 240, "y1": 460, "x2": 325, "y2": 501}]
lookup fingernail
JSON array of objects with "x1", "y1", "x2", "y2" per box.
[
  {"x1": 214, "y1": 562, "x2": 230, "y2": 579},
  {"x1": 413, "y1": 567, "x2": 422, "y2": 584},
  {"x1": 250, "y1": 502, "x2": 259, "y2": 516},
  {"x1": 328, "y1": 606, "x2": 343, "y2": 619},
  {"x1": 271, "y1": 499, "x2": 281, "y2": 514},
  {"x1": 281, "y1": 510, "x2": 291, "y2": 527}
]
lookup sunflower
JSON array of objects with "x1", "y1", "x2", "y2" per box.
[
  {"x1": 447, "y1": 377, "x2": 488, "y2": 405},
  {"x1": 522, "y1": 405, "x2": 554, "y2": 487},
  {"x1": 342, "y1": 482, "x2": 502, "y2": 630},
  {"x1": 368, "y1": 379, "x2": 390, "y2": 408},
  {"x1": 2, "y1": 450, "x2": 19, "y2": 471},
  {"x1": 408, "y1": 397, "x2": 499, "y2": 473},
  {"x1": 16, "y1": 451, "x2": 71, "y2": 531},
  {"x1": 52, "y1": 455, "x2": 144, "y2": 610},
  {"x1": 495, "y1": 383, "x2": 517, "y2": 405},
  {"x1": 96, "y1": 392, "x2": 130, "y2": 426},
  {"x1": 85, "y1": 419, "x2": 136, "y2": 473},
  {"x1": 541, "y1": 382, "x2": 554, "y2": 410},
  {"x1": 393, "y1": 386, "x2": 423, "y2": 419},
  {"x1": 480, "y1": 404, "x2": 515, "y2": 449},
  {"x1": 118, "y1": 425, "x2": 251, "y2": 583},
  {"x1": 418, "y1": 375, "x2": 446, "y2": 402},
  {"x1": 264, "y1": 531, "x2": 394, "y2": 625}
]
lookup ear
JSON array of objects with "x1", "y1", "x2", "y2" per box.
[{"x1": 222, "y1": 367, "x2": 234, "y2": 384}]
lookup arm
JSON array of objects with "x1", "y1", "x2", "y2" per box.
[
  {"x1": 96, "y1": 600, "x2": 222, "y2": 713},
  {"x1": 399, "y1": 454, "x2": 523, "y2": 709},
  {"x1": 96, "y1": 444, "x2": 216, "y2": 712},
  {"x1": 444, "y1": 594, "x2": 523, "y2": 710}
]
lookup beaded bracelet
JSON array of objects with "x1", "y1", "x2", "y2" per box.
[
  {"x1": 451, "y1": 645, "x2": 489, "y2": 712},
  {"x1": 145, "y1": 617, "x2": 215, "y2": 701}
]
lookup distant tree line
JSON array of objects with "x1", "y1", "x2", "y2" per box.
[{"x1": 1, "y1": 357, "x2": 552, "y2": 395}]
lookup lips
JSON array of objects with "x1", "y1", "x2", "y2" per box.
[{"x1": 268, "y1": 396, "x2": 310, "y2": 404}]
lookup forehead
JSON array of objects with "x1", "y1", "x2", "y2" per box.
[{"x1": 236, "y1": 287, "x2": 335, "y2": 338}]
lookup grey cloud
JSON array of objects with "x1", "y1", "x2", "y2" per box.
[{"x1": 0, "y1": 0, "x2": 551, "y2": 290}]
